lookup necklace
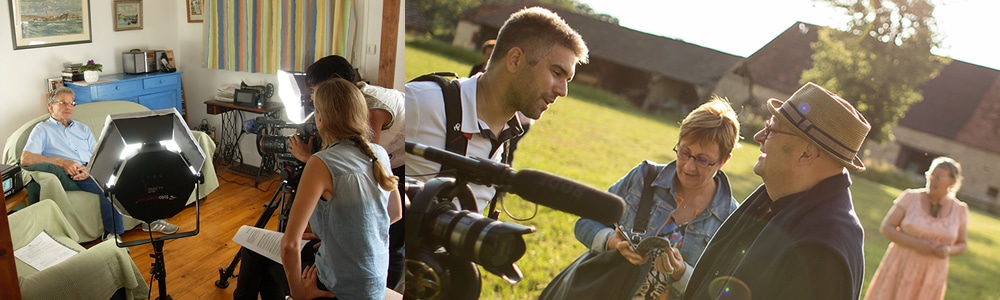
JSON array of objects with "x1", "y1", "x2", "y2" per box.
[
  {"x1": 673, "y1": 192, "x2": 704, "y2": 223},
  {"x1": 930, "y1": 202, "x2": 942, "y2": 218}
]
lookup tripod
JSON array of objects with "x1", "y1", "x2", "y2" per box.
[{"x1": 215, "y1": 180, "x2": 297, "y2": 288}]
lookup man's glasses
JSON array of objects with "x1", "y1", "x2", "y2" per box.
[
  {"x1": 51, "y1": 100, "x2": 76, "y2": 106},
  {"x1": 673, "y1": 145, "x2": 719, "y2": 168},
  {"x1": 763, "y1": 119, "x2": 796, "y2": 140}
]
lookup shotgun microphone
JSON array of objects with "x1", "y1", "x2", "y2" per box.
[{"x1": 406, "y1": 142, "x2": 625, "y2": 224}]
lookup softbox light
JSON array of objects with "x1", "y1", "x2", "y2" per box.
[
  {"x1": 277, "y1": 70, "x2": 311, "y2": 123},
  {"x1": 87, "y1": 108, "x2": 205, "y2": 223}
]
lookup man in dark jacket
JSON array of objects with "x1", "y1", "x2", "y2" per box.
[{"x1": 685, "y1": 82, "x2": 870, "y2": 300}]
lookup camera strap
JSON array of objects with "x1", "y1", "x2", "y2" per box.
[
  {"x1": 632, "y1": 160, "x2": 659, "y2": 235},
  {"x1": 407, "y1": 72, "x2": 466, "y2": 178},
  {"x1": 410, "y1": 72, "x2": 518, "y2": 219},
  {"x1": 485, "y1": 140, "x2": 512, "y2": 219}
]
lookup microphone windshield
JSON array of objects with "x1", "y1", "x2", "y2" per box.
[{"x1": 511, "y1": 169, "x2": 624, "y2": 224}]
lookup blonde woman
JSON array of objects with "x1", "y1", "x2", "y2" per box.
[
  {"x1": 548, "y1": 96, "x2": 740, "y2": 300},
  {"x1": 280, "y1": 78, "x2": 402, "y2": 300},
  {"x1": 865, "y1": 156, "x2": 969, "y2": 300}
]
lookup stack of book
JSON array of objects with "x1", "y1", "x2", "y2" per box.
[
  {"x1": 61, "y1": 63, "x2": 84, "y2": 82},
  {"x1": 215, "y1": 84, "x2": 239, "y2": 102}
]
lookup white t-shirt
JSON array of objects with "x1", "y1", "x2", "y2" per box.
[
  {"x1": 405, "y1": 73, "x2": 513, "y2": 212},
  {"x1": 360, "y1": 82, "x2": 405, "y2": 169}
]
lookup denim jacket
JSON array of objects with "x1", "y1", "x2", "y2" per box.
[{"x1": 574, "y1": 160, "x2": 737, "y2": 299}]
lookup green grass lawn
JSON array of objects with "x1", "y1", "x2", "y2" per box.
[{"x1": 404, "y1": 39, "x2": 1000, "y2": 299}]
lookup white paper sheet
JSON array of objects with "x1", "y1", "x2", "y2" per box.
[
  {"x1": 232, "y1": 225, "x2": 286, "y2": 264},
  {"x1": 14, "y1": 231, "x2": 80, "y2": 271}
]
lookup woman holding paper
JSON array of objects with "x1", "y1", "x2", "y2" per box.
[{"x1": 280, "y1": 78, "x2": 402, "y2": 300}]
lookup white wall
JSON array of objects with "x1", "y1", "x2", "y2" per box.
[
  {"x1": 0, "y1": 0, "x2": 179, "y2": 145},
  {"x1": 2, "y1": 0, "x2": 404, "y2": 168}
]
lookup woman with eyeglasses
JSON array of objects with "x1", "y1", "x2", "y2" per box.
[
  {"x1": 864, "y1": 156, "x2": 968, "y2": 300},
  {"x1": 279, "y1": 78, "x2": 402, "y2": 300},
  {"x1": 551, "y1": 96, "x2": 741, "y2": 300}
]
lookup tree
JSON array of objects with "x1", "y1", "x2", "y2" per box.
[
  {"x1": 801, "y1": 0, "x2": 948, "y2": 143},
  {"x1": 415, "y1": 0, "x2": 618, "y2": 41}
]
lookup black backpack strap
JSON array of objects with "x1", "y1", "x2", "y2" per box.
[
  {"x1": 408, "y1": 72, "x2": 467, "y2": 177},
  {"x1": 633, "y1": 160, "x2": 659, "y2": 234}
]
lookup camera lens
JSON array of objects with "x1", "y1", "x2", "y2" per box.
[
  {"x1": 257, "y1": 135, "x2": 289, "y2": 155},
  {"x1": 426, "y1": 205, "x2": 533, "y2": 280}
]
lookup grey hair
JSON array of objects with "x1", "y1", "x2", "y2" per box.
[
  {"x1": 927, "y1": 156, "x2": 963, "y2": 196},
  {"x1": 49, "y1": 86, "x2": 75, "y2": 104}
]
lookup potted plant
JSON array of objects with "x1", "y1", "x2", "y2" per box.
[{"x1": 79, "y1": 60, "x2": 103, "y2": 83}]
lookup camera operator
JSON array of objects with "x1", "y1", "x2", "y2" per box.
[
  {"x1": 287, "y1": 55, "x2": 407, "y2": 290},
  {"x1": 405, "y1": 7, "x2": 589, "y2": 213},
  {"x1": 280, "y1": 78, "x2": 402, "y2": 300}
]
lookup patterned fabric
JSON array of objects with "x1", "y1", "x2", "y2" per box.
[
  {"x1": 634, "y1": 219, "x2": 686, "y2": 300},
  {"x1": 203, "y1": 0, "x2": 356, "y2": 73},
  {"x1": 864, "y1": 189, "x2": 968, "y2": 300}
]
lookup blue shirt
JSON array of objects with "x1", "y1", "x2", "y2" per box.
[
  {"x1": 310, "y1": 139, "x2": 391, "y2": 300},
  {"x1": 23, "y1": 117, "x2": 97, "y2": 165},
  {"x1": 574, "y1": 160, "x2": 738, "y2": 299}
]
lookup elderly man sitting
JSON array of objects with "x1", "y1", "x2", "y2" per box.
[{"x1": 20, "y1": 87, "x2": 179, "y2": 241}]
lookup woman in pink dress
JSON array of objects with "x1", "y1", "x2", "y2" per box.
[{"x1": 865, "y1": 157, "x2": 969, "y2": 300}]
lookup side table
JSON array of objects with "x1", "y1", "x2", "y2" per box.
[
  {"x1": 5, "y1": 188, "x2": 27, "y2": 213},
  {"x1": 205, "y1": 100, "x2": 284, "y2": 187}
]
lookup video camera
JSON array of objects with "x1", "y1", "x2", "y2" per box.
[
  {"x1": 244, "y1": 116, "x2": 319, "y2": 183},
  {"x1": 404, "y1": 142, "x2": 626, "y2": 299}
]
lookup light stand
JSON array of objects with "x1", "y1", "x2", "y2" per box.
[
  {"x1": 87, "y1": 109, "x2": 206, "y2": 300},
  {"x1": 215, "y1": 178, "x2": 296, "y2": 288}
]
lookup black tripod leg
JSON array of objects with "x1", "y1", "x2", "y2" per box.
[
  {"x1": 277, "y1": 184, "x2": 296, "y2": 232},
  {"x1": 151, "y1": 240, "x2": 172, "y2": 300},
  {"x1": 216, "y1": 182, "x2": 287, "y2": 288}
]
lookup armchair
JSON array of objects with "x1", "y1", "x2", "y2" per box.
[
  {"x1": 2, "y1": 100, "x2": 219, "y2": 242},
  {"x1": 8, "y1": 199, "x2": 150, "y2": 299}
]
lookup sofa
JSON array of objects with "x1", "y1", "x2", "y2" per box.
[
  {"x1": 8, "y1": 199, "x2": 150, "y2": 299},
  {"x1": 2, "y1": 100, "x2": 219, "y2": 243}
]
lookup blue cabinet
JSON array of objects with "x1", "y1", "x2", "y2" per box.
[{"x1": 66, "y1": 72, "x2": 183, "y2": 113}]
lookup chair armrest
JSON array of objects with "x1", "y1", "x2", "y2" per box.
[
  {"x1": 17, "y1": 240, "x2": 148, "y2": 300},
  {"x1": 23, "y1": 171, "x2": 112, "y2": 243},
  {"x1": 7, "y1": 200, "x2": 78, "y2": 247}
]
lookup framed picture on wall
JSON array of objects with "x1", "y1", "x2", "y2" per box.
[
  {"x1": 46, "y1": 77, "x2": 63, "y2": 93},
  {"x1": 113, "y1": 0, "x2": 142, "y2": 31},
  {"x1": 8, "y1": 0, "x2": 93, "y2": 50},
  {"x1": 187, "y1": 0, "x2": 204, "y2": 23}
]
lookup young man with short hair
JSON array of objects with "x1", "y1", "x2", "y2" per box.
[{"x1": 405, "y1": 6, "x2": 589, "y2": 212}]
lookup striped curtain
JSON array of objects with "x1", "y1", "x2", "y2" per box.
[{"x1": 203, "y1": 0, "x2": 356, "y2": 73}]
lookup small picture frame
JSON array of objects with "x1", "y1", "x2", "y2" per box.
[
  {"x1": 113, "y1": 0, "x2": 143, "y2": 31},
  {"x1": 187, "y1": 0, "x2": 204, "y2": 23},
  {"x1": 46, "y1": 77, "x2": 63, "y2": 93}
]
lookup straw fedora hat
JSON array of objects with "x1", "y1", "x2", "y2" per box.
[{"x1": 767, "y1": 82, "x2": 871, "y2": 172}]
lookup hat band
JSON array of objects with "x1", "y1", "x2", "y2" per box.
[{"x1": 779, "y1": 104, "x2": 858, "y2": 162}]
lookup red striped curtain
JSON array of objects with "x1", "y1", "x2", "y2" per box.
[{"x1": 203, "y1": 0, "x2": 356, "y2": 73}]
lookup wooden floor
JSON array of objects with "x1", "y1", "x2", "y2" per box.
[{"x1": 100, "y1": 163, "x2": 288, "y2": 299}]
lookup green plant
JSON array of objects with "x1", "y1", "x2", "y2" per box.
[{"x1": 79, "y1": 60, "x2": 103, "y2": 72}]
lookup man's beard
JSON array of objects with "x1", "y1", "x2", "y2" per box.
[{"x1": 509, "y1": 72, "x2": 542, "y2": 119}]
